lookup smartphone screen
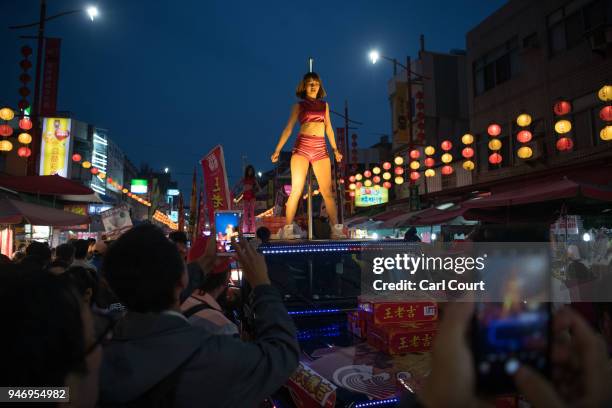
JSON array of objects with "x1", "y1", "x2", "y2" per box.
[{"x1": 214, "y1": 211, "x2": 242, "y2": 255}]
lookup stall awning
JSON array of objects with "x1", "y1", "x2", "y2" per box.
[
  {"x1": 0, "y1": 175, "x2": 93, "y2": 195},
  {"x1": 409, "y1": 206, "x2": 468, "y2": 226},
  {"x1": 0, "y1": 199, "x2": 90, "y2": 226}
]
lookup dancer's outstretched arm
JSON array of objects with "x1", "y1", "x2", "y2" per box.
[{"x1": 271, "y1": 104, "x2": 299, "y2": 162}]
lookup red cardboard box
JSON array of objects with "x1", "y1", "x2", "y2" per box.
[
  {"x1": 372, "y1": 301, "x2": 438, "y2": 325},
  {"x1": 367, "y1": 322, "x2": 437, "y2": 355},
  {"x1": 286, "y1": 361, "x2": 337, "y2": 408}
]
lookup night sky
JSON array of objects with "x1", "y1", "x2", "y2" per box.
[{"x1": 1, "y1": 0, "x2": 506, "y2": 194}]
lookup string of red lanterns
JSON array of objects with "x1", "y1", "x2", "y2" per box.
[
  {"x1": 516, "y1": 113, "x2": 533, "y2": 159},
  {"x1": 598, "y1": 85, "x2": 611, "y2": 141}
]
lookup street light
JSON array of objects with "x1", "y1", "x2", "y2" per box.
[
  {"x1": 257, "y1": 171, "x2": 262, "y2": 178},
  {"x1": 9, "y1": 1, "x2": 99, "y2": 176},
  {"x1": 164, "y1": 167, "x2": 170, "y2": 174}
]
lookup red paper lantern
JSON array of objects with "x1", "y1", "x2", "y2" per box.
[
  {"x1": 373, "y1": 175, "x2": 381, "y2": 183},
  {"x1": 441, "y1": 140, "x2": 452, "y2": 151},
  {"x1": 409, "y1": 149, "x2": 420, "y2": 159},
  {"x1": 107, "y1": 177, "x2": 113, "y2": 183},
  {"x1": 0, "y1": 124, "x2": 13, "y2": 137},
  {"x1": 17, "y1": 146, "x2": 31, "y2": 157},
  {"x1": 348, "y1": 175, "x2": 355, "y2": 183},
  {"x1": 409, "y1": 171, "x2": 420, "y2": 181},
  {"x1": 441, "y1": 165, "x2": 453, "y2": 175},
  {"x1": 516, "y1": 130, "x2": 533, "y2": 143},
  {"x1": 363, "y1": 170, "x2": 372, "y2": 178},
  {"x1": 556, "y1": 137, "x2": 574, "y2": 151},
  {"x1": 394, "y1": 167, "x2": 404, "y2": 175},
  {"x1": 461, "y1": 147, "x2": 475, "y2": 159},
  {"x1": 600, "y1": 106, "x2": 612, "y2": 122},
  {"x1": 382, "y1": 162, "x2": 392, "y2": 170},
  {"x1": 554, "y1": 101, "x2": 571, "y2": 116},
  {"x1": 487, "y1": 124, "x2": 502, "y2": 137},
  {"x1": 416, "y1": 102, "x2": 425, "y2": 110},
  {"x1": 355, "y1": 182, "x2": 362, "y2": 188},
  {"x1": 19, "y1": 117, "x2": 32, "y2": 130},
  {"x1": 424, "y1": 157, "x2": 435, "y2": 167},
  {"x1": 91, "y1": 167, "x2": 99, "y2": 175},
  {"x1": 488, "y1": 153, "x2": 503, "y2": 164},
  {"x1": 416, "y1": 91, "x2": 424, "y2": 99},
  {"x1": 383, "y1": 181, "x2": 392, "y2": 189},
  {"x1": 72, "y1": 153, "x2": 82, "y2": 162}
]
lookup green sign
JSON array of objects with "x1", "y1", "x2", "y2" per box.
[
  {"x1": 354, "y1": 186, "x2": 389, "y2": 207},
  {"x1": 130, "y1": 179, "x2": 148, "y2": 194}
]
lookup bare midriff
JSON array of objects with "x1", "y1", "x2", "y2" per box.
[{"x1": 300, "y1": 122, "x2": 325, "y2": 137}]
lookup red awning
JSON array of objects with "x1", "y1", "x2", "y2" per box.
[
  {"x1": 463, "y1": 178, "x2": 612, "y2": 209},
  {"x1": 372, "y1": 209, "x2": 406, "y2": 222},
  {"x1": 409, "y1": 206, "x2": 467, "y2": 226},
  {"x1": 0, "y1": 199, "x2": 90, "y2": 226},
  {"x1": 0, "y1": 175, "x2": 93, "y2": 195}
]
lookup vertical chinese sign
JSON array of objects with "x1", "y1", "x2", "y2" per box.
[
  {"x1": 41, "y1": 38, "x2": 61, "y2": 116},
  {"x1": 39, "y1": 117, "x2": 71, "y2": 177}
]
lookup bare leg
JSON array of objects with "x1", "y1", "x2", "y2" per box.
[
  {"x1": 311, "y1": 157, "x2": 338, "y2": 225},
  {"x1": 285, "y1": 154, "x2": 310, "y2": 225}
]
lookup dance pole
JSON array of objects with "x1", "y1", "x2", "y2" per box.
[{"x1": 307, "y1": 57, "x2": 314, "y2": 240}]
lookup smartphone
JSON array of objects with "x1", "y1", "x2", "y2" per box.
[{"x1": 214, "y1": 210, "x2": 242, "y2": 256}]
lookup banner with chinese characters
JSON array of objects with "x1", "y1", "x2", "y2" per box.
[
  {"x1": 41, "y1": 38, "x2": 61, "y2": 116},
  {"x1": 39, "y1": 117, "x2": 72, "y2": 177},
  {"x1": 201, "y1": 145, "x2": 231, "y2": 227},
  {"x1": 354, "y1": 186, "x2": 388, "y2": 207},
  {"x1": 61, "y1": 204, "x2": 89, "y2": 230}
]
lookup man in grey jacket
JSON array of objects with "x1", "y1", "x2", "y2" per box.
[{"x1": 99, "y1": 224, "x2": 299, "y2": 407}]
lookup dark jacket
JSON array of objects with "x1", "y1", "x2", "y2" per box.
[{"x1": 99, "y1": 285, "x2": 299, "y2": 408}]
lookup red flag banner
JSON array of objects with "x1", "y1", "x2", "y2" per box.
[
  {"x1": 201, "y1": 145, "x2": 231, "y2": 225},
  {"x1": 41, "y1": 38, "x2": 61, "y2": 116}
]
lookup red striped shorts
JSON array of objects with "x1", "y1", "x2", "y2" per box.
[{"x1": 292, "y1": 134, "x2": 329, "y2": 163}]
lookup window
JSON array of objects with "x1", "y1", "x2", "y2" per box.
[{"x1": 473, "y1": 37, "x2": 520, "y2": 96}]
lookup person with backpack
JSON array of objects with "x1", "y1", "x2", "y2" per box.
[{"x1": 98, "y1": 224, "x2": 299, "y2": 407}]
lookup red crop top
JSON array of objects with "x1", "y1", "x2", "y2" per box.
[{"x1": 298, "y1": 99, "x2": 326, "y2": 124}]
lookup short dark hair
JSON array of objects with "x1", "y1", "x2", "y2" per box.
[
  {"x1": 64, "y1": 266, "x2": 98, "y2": 306},
  {"x1": 55, "y1": 243, "x2": 75, "y2": 263},
  {"x1": 256, "y1": 226, "x2": 271, "y2": 243},
  {"x1": 0, "y1": 266, "x2": 85, "y2": 386},
  {"x1": 73, "y1": 240, "x2": 90, "y2": 260},
  {"x1": 103, "y1": 224, "x2": 184, "y2": 313},
  {"x1": 244, "y1": 165, "x2": 255, "y2": 179},
  {"x1": 168, "y1": 231, "x2": 188, "y2": 245},
  {"x1": 25, "y1": 241, "x2": 51, "y2": 265},
  {"x1": 199, "y1": 270, "x2": 230, "y2": 294},
  {"x1": 295, "y1": 72, "x2": 327, "y2": 99}
]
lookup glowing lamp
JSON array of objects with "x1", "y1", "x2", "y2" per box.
[
  {"x1": 554, "y1": 101, "x2": 572, "y2": 116},
  {"x1": 373, "y1": 175, "x2": 381, "y2": 183},
  {"x1": 394, "y1": 166, "x2": 404, "y2": 175},
  {"x1": 372, "y1": 166, "x2": 381, "y2": 175},
  {"x1": 424, "y1": 146, "x2": 435, "y2": 156},
  {"x1": 488, "y1": 153, "x2": 503, "y2": 165},
  {"x1": 556, "y1": 137, "x2": 573, "y2": 151},
  {"x1": 98, "y1": 173, "x2": 106, "y2": 179},
  {"x1": 82, "y1": 161, "x2": 92, "y2": 169},
  {"x1": 409, "y1": 161, "x2": 420, "y2": 170},
  {"x1": 382, "y1": 172, "x2": 391, "y2": 180},
  {"x1": 516, "y1": 130, "x2": 533, "y2": 143},
  {"x1": 599, "y1": 106, "x2": 612, "y2": 122},
  {"x1": 441, "y1": 165, "x2": 453, "y2": 175},
  {"x1": 91, "y1": 167, "x2": 99, "y2": 175},
  {"x1": 19, "y1": 117, "x2": 32, "y2": 130},
  {"x1": 349, "y1": 183, "x2": 356, "y2": 190},
  {"x1": 355, "y1": 173, "x2": 363, "y2": 181},
  {"x1": 516, "y1": 113, "x2": 532, "y2": 127},
  {"x1": 382, "y1": 162, "x2": 392, "y2": 170},
  {"x1": 355, "y1": 182, "x2": 362, "y2": 188},
  {"x1": 441, "y1": 153, "x2": 453, "y2": 163},
  {"x1": 0, "y1": 124, "x2": 13, "y2": 137},
  {"x1": 441, "y1": 140, "x2": 452, "y2": 151},
  {"x1": 554, "y1": 120, "x2": 572, "y2": 134},
  {"x1": 0, "y1": 107, "x2": 14, "y2": 121},
  {"x1": 598, "y1": 85, "x2": 612, "y2": 102},
  {"x1": 488, "y1": 139, "x2": 502, "y2": 151},
  {"x1": 410, "y1": 171, "x2": 420, "y2": 181},
  {"x1": 409, "y1": 149, "x2": 420, "y2": 159},
  {"x1": 461, "y1": 134, "x2": 474, "y2": 145},
  {"x1": 72, "y1": 153, "x2": 82, "y2": 162},
  {"x1": 349, "y1": 191, "x2": 355, "y2": 197},
  {"x1": 122, "y1": 188, "x2": 128, "y2": 193},
  {"x1": 348, "y1": 175, "x2": 356, "y2": 182},
  {"x1": 394, "y1": 176, "x2": 404, "y2": 185},
  {"x1": 517, "y1": 146, "x2": 533, "y2": 159},
  {"x1": 17, "y1": 133, "x2": 32, "y2": 144},
  {"x1": 461, "y1": 147, "x2": 474, "y2": 158},
  {"x1": 0, "y1": 140, "x2": 13, "y2": 152},
  {"x1": 394, "y1": 156, "x2": 404, "y2": 165},
  {"x1": 383, "y1": 181, "x2": 392, "y2": 189},
  {"x1": 463, "y1": 160, "x2": 475, "y2": 171},
  {"x1": 601, "y1": 126, "x2": 612, "y2": 141},
  {"x1": 363, "y1": 170, "x2": 372, "y2": 178},
  {"x1": 424, "y1": 157, "x2": 435, "y2": 167},
  {"x1": 339, "y1": 178, "x2": 345, "y2": 184},
  {"x1": 107, "y1": 177, "x2": 113, "y2": 183},
  {"x1": 17, "y1": 146, "x2": 31, "y2": 157},
  {"x1": 487, "y1": 124, "x2": 502, "y2": 137},
  {"x1": 425, "y1": 169, "x2": 435, "y2": 178},
  {"x1": 364, "y1": 179, "x2": 372, "y2": 187}
]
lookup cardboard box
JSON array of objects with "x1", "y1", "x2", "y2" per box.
[
  {"x1": 371, "y1": 301, "x2": 438, "y2": 325},
  {"x1": 367, "y1": 322, "x2": 437, "y2": 355}
]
